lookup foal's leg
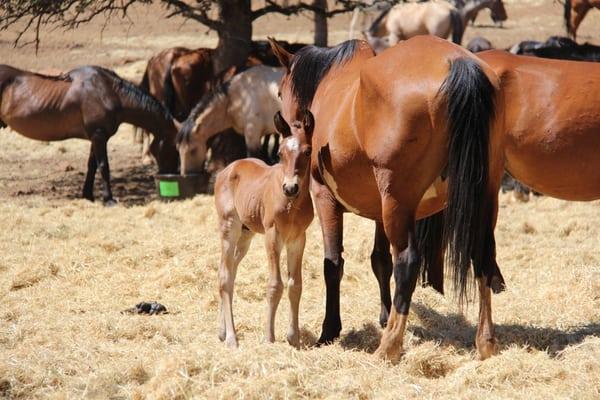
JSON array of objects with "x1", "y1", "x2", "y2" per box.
[
  {"x1": 285, "y1": 233, "x2": 306, "y2": 348},
  {"x1": 218, "y1": 228, "x2": 253, "y2": 343},
  {"x1": 90, "y1": 130, "x2": 115, "y2": 206},
  {"x1": 82, "y1": 145, "x2": 98, "y2": 201},
  {"x1": 374, "y1": 196, "x2": 420, "y2": 362},
  {"x1": 264, "y1": 227, "x2": 284, "y2": 343},
  {"x1": 218, "y1": 217, "x2": 243, "y2": 348},
  {"x1": 312, "y1": 179, "x2": 345, "y2": 344},
  {"x1": 371, "y1": 221, "x2": 392, "y2": 328}
]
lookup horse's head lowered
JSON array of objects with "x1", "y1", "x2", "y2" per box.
[
  {"x1": 175, "y1": 84, "x2": 230, "y2": 175},
  {"x1": 273, "y1": 110, "x2": 313, "y2": 198}
]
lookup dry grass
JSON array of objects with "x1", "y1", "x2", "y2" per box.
[{"x1": 0, "y1": 133, "x2": 599, "y2": 399}]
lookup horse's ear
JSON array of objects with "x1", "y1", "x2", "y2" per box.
[
  {"x1": 302, "y1": 110, "x2": 315, "y2": 138},
  {"x1": 268, "y1": 37, "x2": 292, "y2": 70},
  {"x1": 274, "y1": 111, "x2": 291, "y2": 138}
]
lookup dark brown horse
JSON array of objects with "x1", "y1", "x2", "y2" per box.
[
  {"x1": 269, "y1": 36, "x2": 501, "y2": 361},
  {"x1": 564, "y1": 0, "x2": 600, "y2": 40},
  {"x1": 0, "y1": 65, "x2": 179, "y2": 204}
]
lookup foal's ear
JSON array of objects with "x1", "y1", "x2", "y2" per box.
[
  {"x1": 268, "y1": 37, "x2": 293, "y2": 71},
  {"x1": 301, "y1": 110, "x2": 315, "y2": 137},
  {"x1": 274, "y1": 111, "x2": 292, "y2": 138}
]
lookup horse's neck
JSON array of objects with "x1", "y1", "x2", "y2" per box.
[
  {"x1": 196, "y1": 98, "x2": 234, "y2": 144},
  {"x1": 120, "y1": 103, "x2": 174, "y2": 140}
]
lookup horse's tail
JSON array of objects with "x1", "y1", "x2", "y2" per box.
[
  {"x1": 415, "y1": 210, "x2": 445, "y2": 295},
  {"x1": 441, "y1": 58, "x2": 496, "y2": 302},
  {"x1": 450, "y1": 9, "x2": 464, "y2": 45},
  {"x1": 564, "y1": 0, "x2": 572, "y2": 37}
]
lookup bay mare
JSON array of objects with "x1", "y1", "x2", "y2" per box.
[
  {"x1": 176, "y1": 65, "x2": 284, "y2": 175},
  {"x1": 269, "y1": 36, "x2": 600, "y2": 361},
  {"x1": 214, "y1": 111, "x2": 314, "y2": 348},
  {"x1": 0, "y1": 65, "x2": 179, "y2": 204}
]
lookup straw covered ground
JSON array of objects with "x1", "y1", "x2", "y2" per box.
[{"x1": 0, "y1": 132, "x2": 599, "y2": 399}]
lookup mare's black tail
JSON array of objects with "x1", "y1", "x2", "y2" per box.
[{"x1": 441, "y1": 58, "x2": 496, "y2": 302}]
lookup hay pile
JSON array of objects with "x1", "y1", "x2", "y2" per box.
[{"x1": 0, "y1": 132, "x2": 599, "y2": 399}]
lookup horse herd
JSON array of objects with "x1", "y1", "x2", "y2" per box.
[{"x1": 1, "y1": 0, "x2": 600, "y2": 363}]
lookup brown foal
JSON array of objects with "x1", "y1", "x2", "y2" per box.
[{"x1": 214, "y1": 111, "x2": 314, "y2": 348}]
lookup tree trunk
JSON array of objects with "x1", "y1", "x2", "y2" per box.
[
  {"x1": 313, "y1": 0, "x2": 328, "y2": 46},
  {"x1": 213, "y1": 0, "x2": 253, "y2": 73}
]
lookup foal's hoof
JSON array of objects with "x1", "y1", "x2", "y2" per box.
[
  {"x1": 287, "y1": 331, "x2": 300, "y2": 348},
  {"x1": 374, "y1": 344, "x2": 404, "y2": 364},
  {"x1": 103, "y1": 199, "x2": 118, "y2": 207},
  {"x1": 225, "y1": 336, "x2": 238, "y2": 349},
  {"x1": 476, "y1": 337, "x2": 498, "y2": 360}
]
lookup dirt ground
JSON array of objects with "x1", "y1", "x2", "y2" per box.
[{"x1": 1, "y1": 0, "x2": 600, "y2": 398}]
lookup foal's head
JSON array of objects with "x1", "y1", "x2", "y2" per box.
[{"x1": 273, "y1": 110, "x2": 314, "y2": 198}]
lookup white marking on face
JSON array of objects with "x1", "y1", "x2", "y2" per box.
[
  {"x1": 321, "y1": 164, "x2": 361, "y2": 214},
  {"x1": 286, "y1": 137, "x2": 299, "y2": 152},
  {"x1": 283, "y1": 175, "x2": 299, "y2": 187}
]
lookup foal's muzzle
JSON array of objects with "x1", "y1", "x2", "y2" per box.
[{"x1": 283, "y1": 183, "x2": 299, "y2": 198}]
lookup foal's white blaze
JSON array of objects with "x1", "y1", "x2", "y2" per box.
[
  {"x1": 283, "y1": 175, "x2": 299, "y2": 187},
  {"x1": 286, "y1": 137, "x2": 299, "y2": 152}
]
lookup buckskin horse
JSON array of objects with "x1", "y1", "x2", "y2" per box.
[
  {"x1": 0, "y1": 65, "x2": 179, "y2": 204},
  {"x1": 214, "y1": 111, "x2": 314, "y2": 348},
  {"x1": 564, "y1": 0, "x2": 600, "y2": 41},
  {"x1": 365, "y1": 0, "x2": 507, "y2": 52}
]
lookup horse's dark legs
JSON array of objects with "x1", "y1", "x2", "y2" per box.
[
  {"x1": 270, "y1": 134, "x2": 280, "y2": 164},
  {"x1": 374, "y1": 198, "x2": 419, "y2": 362},
  {"x1": 82, "y1": 145, "x2": 98, "y2": 201},
  {"x1": 90, "y1": 132, "x2": 115, "y2": 206},
  {"x1": 371, "y1": 221, "x2": 392, "y2": 328},
  {"x1": 312, "y1": 179, "x2": 344, "y2": 345}
]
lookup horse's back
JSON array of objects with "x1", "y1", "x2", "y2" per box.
[
  {"x1": 479, "y1": 50, "x2": 600, "y2": 200},
  {"x1": 387, "y1": 1, "x2": 453, "y2": 38}
]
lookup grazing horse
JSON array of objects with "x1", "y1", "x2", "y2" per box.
[
  {"x1": 176, "y1": 65, "x2": 284, "y2": 175},
  {"x1": 365, "y1": 0, "x2": 507, "y2": 52},
  {"x1": 269, "y1": 36, "x2": 501, "y2": 361},
  {"x1": 564, "y1": 0, "x2": 600, "y2": 41},
  {"x1": 214, "y1": 110, "x2": 314, "y2": 348},
  {"x1": 0, "y1": 65, "x2": 179, "y2": 204}
]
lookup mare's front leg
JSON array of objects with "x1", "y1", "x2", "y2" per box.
[
  {"x1": 312, "y1": 179, "x2": 345, "y2": 345},
  {"x1": 82, "y1": 145, "x2": 98, "y2": 201},
  {"x1": 371, "y1": 221, "x2": 392, "y2": 328},
  {"x1": 374, "y1": 194, "x2": 420, "y2": 362},
  {"x1": 285, "y1": 232, "x2": 306, "y2": 348},
  {"x1": 264, "y1": 227, "x2": 284, "y2": 343},
  {"x1": 90, "y1": 130, "x2": 115, "y2": 206}
]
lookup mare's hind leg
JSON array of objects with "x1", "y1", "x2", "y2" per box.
[
  {"x1": 90, "y1": 130, "x2": 115, "y2": 206},
  {"x1": 371, "y1": 221, "x2": 392, "y2": 328},
  {"x1": 374, "y1": 195, "x2": 420, "y2": 363},
  {"x1": 264, "y1": 227, "x2": 284, "y2": 343},
  {"x1": 285, "y1": 232, "x2": 306, "y2": 348},
  {"x1": 82, "y1": 145, "x2": 98, "y2": 201},
  {"x1": 312, "y1": 179, "x2": 345, "y2": 345}
]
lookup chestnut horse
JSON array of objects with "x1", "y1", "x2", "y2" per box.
[
  {"x1": 0, "y1": 64, "x2": 179, "y2": 204},
  {"x1": 269, "y1": 36, "x2": 501, "y2": 361},
  {"x1": 564, "y1": 0, "x2": 600, "y2": 41},
  {"x1": 214, "y1": 111, "x2": 314, "y2": 348}
]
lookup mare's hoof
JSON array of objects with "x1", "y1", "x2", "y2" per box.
[{"x1": 122, "y1": 301, "x2": 168, "y2": 315}]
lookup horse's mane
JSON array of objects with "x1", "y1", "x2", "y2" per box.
[
  {"x1": 289, "y1": 40, "x2": 360, "y2": 110},
  {"x1": 176, "y1": 80, "x2": 230, "y2": 144},
  {"x1": 564, "y1": 0, "x2": 572, "y2": 34},
  {"x1": 98, "y1": 67, "x2": 174, "y2": 122}
]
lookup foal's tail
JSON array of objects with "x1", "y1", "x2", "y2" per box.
[
  {"x1": 441, "y1": 58, "x2": 496, "y2": 302},
  {"x1": 450, "y1": 10, "x2": 464, "y2": 45}
]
